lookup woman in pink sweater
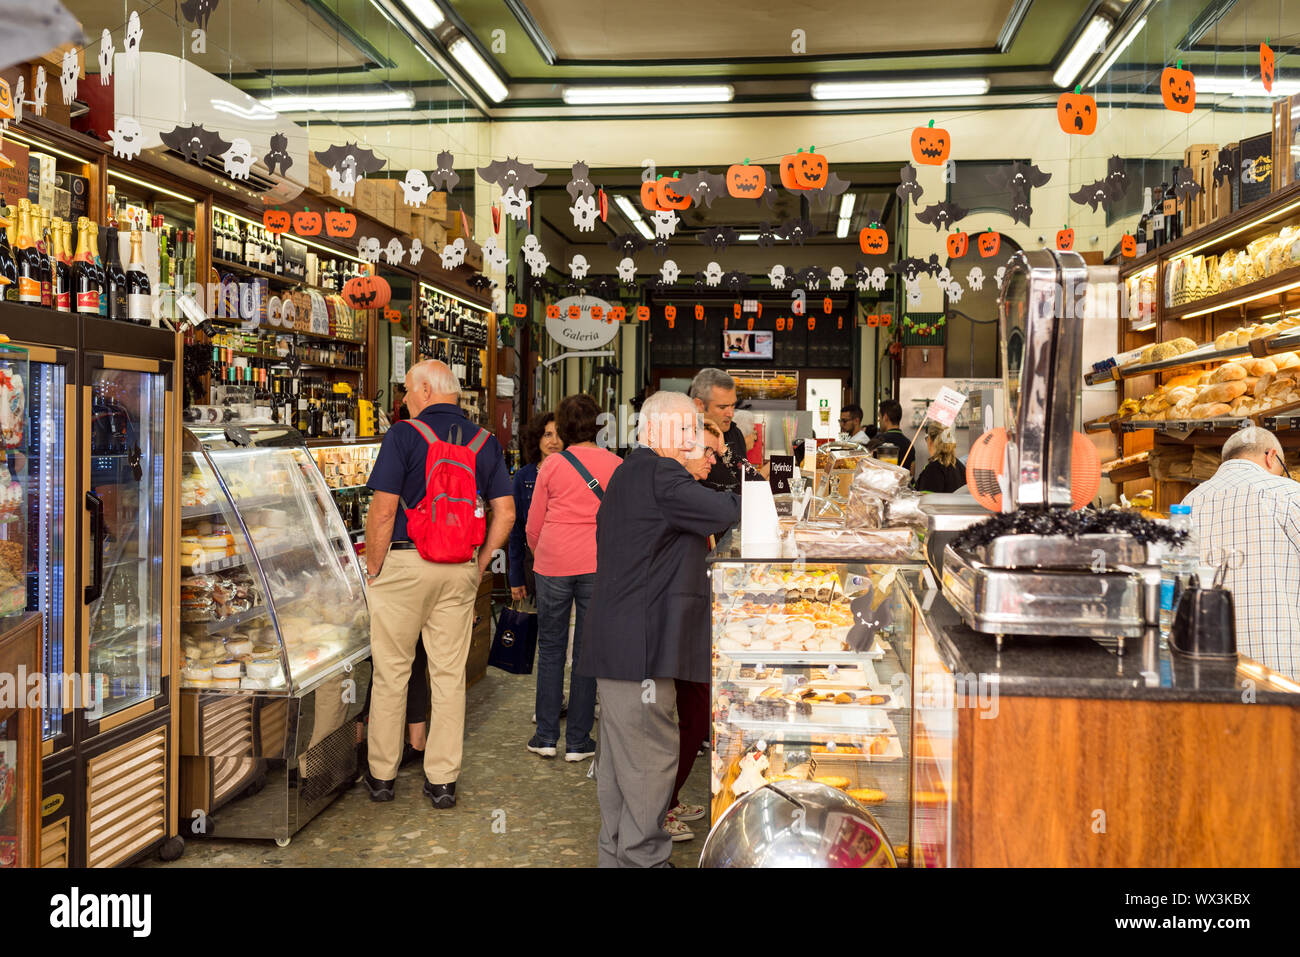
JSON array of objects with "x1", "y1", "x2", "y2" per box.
[{"x1": 525, "y1": 393, "x2": 623, "y2": 761}]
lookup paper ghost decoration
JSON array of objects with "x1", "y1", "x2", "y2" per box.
[
  {"x1": 108, "y1": 116, "x2": 144, "y2": 161},
  {"x1": 569, "y1": 194, "x2": 599, "y2": 232},
  {"x1": 651, "y1": 210, "x2": 679, "y2": 240},
  {"x1": 967, "y1": 266, "x2": 985, "y2": 291},
  {"x1": 263, "y1": 132, "x2": 293, "y2": 177},
  {"x1": 703, "y1": 262, "x2": 723, "y2": 287},
  {"x1": 698, "y1": 225, "x2": 738, "y2": 252},
  {"x1": 161, "y1": 123, "x2": 231, "y2": 165},
  {"x1": 915, "y1": 201, "x2": 968, "y2": 232},
  {"x1": 60, "y1": 49, "x2": 77, "y2": 106},
  {"x1": 180, "y1": 0, "x2": 221, "y2": 29},
  {"x1": 566, "y1": 161, "x2": 595, "y2": 200},
  {"x1": 481, "y1": 236, "x2": 508, "y2": 272},
  {"x1": 99, "y1": 29, "x2": 113, "y2": 84},
  {"x1": 722, "y1": 271, "x2": 750, "y2": 290},
  {"x1": 33, "y1": 66, "x2": 46, "y2": 117},
  {"x1": 946, "y1": 281, "x2": 964, "y2": 303},
  {"x1": 521, "y1": 234, "x2": 548, "y2": 277},
  {"x1": 430, "y1": 151, "x2": 459, "y2": 192},
  {"x1": 767, "y1": 264, "x2": 788, "y2": 289},
  {"x1": 904, "y1": 277, "x2": 923, "y2": 306},
  {"x1": 477, "y1": 157, "x2": 547, "y2": 193},
  {"x1": 10, "y1": 77, "x2": 21, "y2": 126},
  {"x1": 1174, "y1": 165, "x2": 1202, "y2": 203},
  {"x1": 755, "y1": 222, "x2": 779, "y2": 249},
  {"x1": 994, "y1": 266, "x2": 1007, "y2": 289},
  {"x1": 409, "y1": 238, "x2": 425, "y2": 266},
  {"x1": 221, "y1": 139, "x2": 254, "y2": 179},
  {"x1": 441, "y1": 237, "x2": 467, "y2": 270},
  {"x1": 827, "y1": 266, "x2": 847, "y2": 291},
  {"x1": 400, "y1": 169, "x2": 434, "y2": 207},
  {"x1": 936, "y1": 266, "x2": 953, "y2": 288},
  {"x1": 658, "y1": 260, "x2": 680, "y2": 286},
  {"x1": 607, "y1": 233, "x2": 647, "y2": 256},
  {"x1": 383, "y1": 238, "x2": 405, "y2": 265},
  {"x1": 675, "y1": 169, "x2": 726, "y2": 208},
  {"x1": 501, "y1": 186, "x2": 531, "y2": 221},
  {"x1": 315, "y1": 142, "x2": 386, "y2": 199},
  {"x1": 897, "y1": 163, "x2": 924, "y2": 205},
  {"x1": 123, "y1": 11, "x2": 144, "y2": 64},
  {"x1": 357, "y1": 237, "x2": 382, "y2": 264},
  {"x1": 616, "y1": 257, "x2": 637, "y2": 283},
  {"x1": 568, "y1": 255, "x2": 590, "y2": 280},
  {"x1": 779, "y1": 218, "x2": 817, "y2": 246},
  {"x1": 868, "y1": 267, "x2": 888, "y2": 292}
]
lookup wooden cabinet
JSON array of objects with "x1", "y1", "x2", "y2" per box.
[
  {"x1": 903, "y1": 345, "x2": 945, "y2": 377},
  {"x1": 0, "y1": 614, "x2": 43, "y2": 868}
]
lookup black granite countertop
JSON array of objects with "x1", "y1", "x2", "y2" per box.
[{"x1": 908, "y1": 581, "x2": 1300, "y2": 706}]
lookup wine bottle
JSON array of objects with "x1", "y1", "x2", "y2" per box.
[
  {"x1": 103, "y1": 226, "x2": 128, "y2": 321},
  {"x1": 1150, "y1": 183, "x2": 1167, "y2": 250},
  {"x1": 0, "y1": 200, "x2": 17, "y2": 301},
  {"x1": 73, "y1": 217, "x2": 100, "y2": 315},
  {"x1": 126, "y1": 229, "x2": 151, "y2": 325},
  {"x1": 1163, "y1": 175, "x2": 1181, "y2": 244},
  {"x1": 15, "y1": 200, "x2": 41, "y2": 306},
  {"x1": 35, "y1": 208, "x2": 52, "y2": 307},
  {"x1": 53, "y1": 218, "x2": 72, "y2": 312}
]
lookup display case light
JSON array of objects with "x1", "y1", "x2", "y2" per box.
[
  {"x1": 4, "y1": 128, "x2": 92, "y2": 165},
  {"x1": 1179, "y1": 279, "x2": 1300, "y2": 320},
  {"x1": 1173, "y1": 198, "x2": 1300, "y2": 260},
  {"x1": 109, "y1": 169, "x2": 200, "y2": 204},
  {"x1": 419, "y1": 282, "x2": 492, "y2": 311}
]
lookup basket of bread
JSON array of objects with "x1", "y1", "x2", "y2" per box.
[{"x1": 1133, "y1": 351, "x2": 1300, "y2": 422}]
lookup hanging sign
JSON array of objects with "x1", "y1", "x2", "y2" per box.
[{"x1": 545, "y1": 296, "x2": 619, "y2": 350}]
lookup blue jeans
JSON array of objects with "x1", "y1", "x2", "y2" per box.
[{"x1": 534, "y1": 572, "x2": 596, "y2": 750}]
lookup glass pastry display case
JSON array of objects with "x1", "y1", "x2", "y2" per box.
[
  {"x1": 709, "y1": 555, "x2": 920, "y2": 864},
  {"x1": 178, "y1": 425, "x2": 369, "y2": 846}
]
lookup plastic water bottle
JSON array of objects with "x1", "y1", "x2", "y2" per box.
[{"x1": 1159, "y1": 504, "x2": 1199, "y2": 647}]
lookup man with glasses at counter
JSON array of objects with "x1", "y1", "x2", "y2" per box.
[{"x1": 1182, "y1": 426, "x2": 1300, "y2": 679}]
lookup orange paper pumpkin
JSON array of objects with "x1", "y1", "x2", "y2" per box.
[
  {"x1": 664, "y1": 304, "x2": 677, "y2": 321},
  {"x1": 512, "y1": 303, "x2": 527, "y2": 318},
  {"x1": 733, "y1": 303, "x2": 742, "y2": 319},
  {"x1": 779, "y1": 147, "x2": 829, "y2": 190},
  {"x1": 640, "y1": 180, "x2": 665, "y2": 212},
  {"x1": 263, "y1": 209, "x2": 291, "y2": 234},
  {"x1": 546, "y1": 304, "x2": 561, "y2": 319},
  {"x1": 1057, "y1": 88, "x2": 1097, "y2": 135},
  {"x1": 1261, "y1": 42, "x2": 1274, "y2": 93},
  {"x1": 342, "y1": 274, "x2": 391, "y2": 310},
  {"x1": 977, "y1": 229, "x2": 1001, "y2": 258},
  {"x1": 822, "y1": 296, "x2": 832, "y2": 314},
  {"x1": 911, "y1": 120, "x2": 950, "y2": 166},
  {"x1": 567, "y1": 305, "x2": 580, "y2": 320},
  {"x1": 859, "y1": 223, "x2": 889, "y2": 255},
  {"x1": 0, "y1": 78, "x2": 12, "y2": 121},
  {"x1": 695, "y1": 304, "x2": 705, "y2": 321},
  {"x1": 383, "y1": 307, "x2": 401, "y2": 322},
  {"x1": 726, "y1": 161, "x2": 767, "y2": 199},
  {"x1": 1056, "y1": 226, "x2": 1075, "y2": 251},
  {"x1": 654, "y1": 176, "x2": 691, "y2": 210},
  {"x1": 591, "y1": 305, "x2": 604, "y2": 321},
  {"x1": 325, "y1": 209, "x2": 356, "y2": 238},
  {"x1": 746, "y1": 317, "x2": 754, "y2": 331},
  {"x1": 610, "y1": 305, "x2": 627, "y2": 322},
  {"x1": 867, "y1": 314, "x2": 880, "y2": 327},
  {"x1": 1121, "y1": 234, "x2": 1137, "y2": 257},
  {"x1": 947, "y1": 231, "x2": 969, "y2": 258},
  {"x1": 880, "y1": 314, "x2": 891, "y2": 327},
  {"x1": 293, "y1": 209, "x2": 322, "y2": 236},
  {"x1": 635, "y1": 305, "x2": 650, "y2": 322},
  {"x1": 1161, "y1": 63, "x2": 1195, "y2": 113},
  {"x1": 776, "y1": 317, "x2": 786, "y2": 331}
]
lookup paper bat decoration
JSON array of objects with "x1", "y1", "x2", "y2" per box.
[
  {"x1": 591, "y1": 276, "x2": 620, "y2": 300},
  {"x1": 890, "y1": 255, "x2": 941, "y2": 283},
  {"x1": 897, "y1": 163, "x2": 924, "y2": 205},
  {"x1": 1069, "y1": 178, "x2": 1117, "y2": 212},
  {"x1": 1174, "y1": 165, "x2": 1203, "y2": 203},
  {"x1": 607, "y1": 233, "x2": 647, "y2": 256},
  {"x1": 755, "y1": 222, "x2": 779, "y2": 249},
  {"x1": 652, "y1": 239, "x2": 671, "y2": 259},
  {"x1": 809, "y1": 171, "x2": 851, "y2": 210},
  {"x1": 263, "y1": 132, "x2": 292, "y2": 177},
  {"x1": 986, "y1": 161, "x2": 1052, "y2": 194},
  {"x1": 429, "y1": 150, "x2": 460, "y2": 192},
  {"x1": 690, "y1": 271, "x2": 708, "y2": 288},
  {"x1": 722, "y1": 270, "x2": 751, "y2": 290},
  {"x1": 468, "y1": 273, "x2": 493, "y2": 292},
  {"x1": 698, "y1": 225, "x2": 739, "y2": 252},
  {"x1": 778, "y1": 217, "x2": 818, "y2": 246},
  {"x1": 567, "y1": 161, "x2": 595, "y2": 200},
  {"x1": 1214, "y1": 148, "x2": 1235, "y2": 188},
  {"x1": 160, "y1": 123, "x2": 231, "y2": 165},
  {"x1": 760, "y1": 182, "x2": 779, "y2": 209},
  {"x1": 477, "y1": 156, "x2": 547, "y2": 191},
  {"x1": 1105, "y1": 155, "x2": 1129, "y2": 200},
  {"x1": 793, "y1": 266, "x2": 828, "y2": 289},
  {"x1": 915, "y1": 201, "x2": 968, "y2": 232},
  {"x1": 315, "y1": 142, "x2": 386, "y2": 195},
  {"x1": 180, "y1": 0, "x2": 220, "y2": 29},
  {"x1": 675, "y1": 169, "x2": 726, "y2": 208},
  {"x1": 1007, "y1": 186, "x2": 1034, "y2": 227}
]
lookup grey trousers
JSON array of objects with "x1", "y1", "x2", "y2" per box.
[{"x1": 594, "y1": 677, "x2": 679, "y2": 868}]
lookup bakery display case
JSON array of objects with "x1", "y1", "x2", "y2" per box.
[
  {"x1": 309, "y1": 439, "x2": 381, "y2": 548},
  {"x1": 709, "y1": 556, "x2": 918, "y2": 864},
  {"x1": 178, "y1": 425, "x2": 370, "y2": 846}
]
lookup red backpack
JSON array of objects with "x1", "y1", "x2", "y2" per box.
[{"x1": 401, "y1": 419, "x2": 490, "y2": 563}]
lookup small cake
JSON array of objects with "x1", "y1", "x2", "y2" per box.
[
  {"x1": 868, "y1": 734, "x2": 891, "y2": 755},
  {"x1": 833, "y1": 692, "x2": 855, "y2": 704},
  {"x1": 848, "y1": 787, "x2": 887, "y2": 805},
  {"x1": 813, "y1": 775, "x2": 850, "y2": 790}
]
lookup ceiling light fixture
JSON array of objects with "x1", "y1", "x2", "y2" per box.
[
  {"x1": 614, "y1": 195, "x2": 654, "y2": 241},
  {"x1": 398, "y1": 0, "x2": 444, "y2": 29},
  {"x1": 810, "y1": 78, "x2": 990, "y2": 100},
  {"x1": 836, "y1": 193, "x2": 857, "y2": 238},
  {"x1": 261, "y1": 90, "x2": 416, "y2": 112},
  {"x1": 562, "y1": 85, "x2": 735, "y2": 106},
  {"x1": 1053, "y1": 15, "x2": 1112, "y2": 88},
  {"x1": 448, "y1": 36, "x2": 509, "y2": 103},
  {"x1": 1085, "y1": 16, "x2": 1148, "y2": 87},
  {"x1": 1196, "y1": 76, "x2": 1300, "y2": 97}
]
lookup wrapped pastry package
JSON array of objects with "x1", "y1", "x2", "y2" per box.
[
  {"x1": 850, "y1": 457, "x2": 913, "y2": 503},
  {"x1": 791, "y1": 523, "x2": 919, "y2": 561}
]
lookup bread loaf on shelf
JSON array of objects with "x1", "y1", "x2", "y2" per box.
[
  {"x1": 1209, "y1": 362, "x2": 1248, "y2": 383},
  {"x1": 1198, "y1": 380, "x2": 1248, "y2": 404}
]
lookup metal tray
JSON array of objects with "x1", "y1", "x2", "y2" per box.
[
  {"x1": 942, "y1": 544, "x2": 1144, "y2": 639},
  {"x1": 968, "y1": 533, "x2": 1149, "y2": 569}
]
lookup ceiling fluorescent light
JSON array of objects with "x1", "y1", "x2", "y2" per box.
[
  {"x1": 261, "y1": 90, "x2": 415, "y2": 112},
  {"x1": 811, "y1": 78, "x2": 989, "y2": 100},
  {"x1": 615, "y1": 195, "x2": 654, "y2": 241},
  {"x1": 836, "y1": 219, "x2": 851, "y2": 239},
  {"x1": 737, "y1": 233, "x2": 760, "y2": 241},
  {"x1": 449, "y1": 36, "x2": 509, "y2": 103},
  {"x1": 399, "y1": 0, "x2": 444, "y2": 29},
  {"x1": 562, "y1": 85, "x2": 734, "y2": 106},
  {"x1": 1196, "y1": 76, "x2": 1300, "y2": 97},
  {"x1": 838, "y1": 193, "x2": 856, "y2": 220},
  {"x1": 1053, "y1": 15, "x2": 1112, "y2": 88},
  {"x1": 1085, "y1": 16, "x2": 1147, "y2": 86}
]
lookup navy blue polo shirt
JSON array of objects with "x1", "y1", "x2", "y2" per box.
[{"x1": 367, "y1": 403, "x2": 512, "y2": 543}]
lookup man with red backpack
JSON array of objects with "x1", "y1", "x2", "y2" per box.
[{"x1": 363, "y1": 359, "x2": 514, "y2": 809}]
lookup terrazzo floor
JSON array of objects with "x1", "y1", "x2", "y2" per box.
[{"x1": 144, "y1": 665, "x2": 708, "y2": 868}]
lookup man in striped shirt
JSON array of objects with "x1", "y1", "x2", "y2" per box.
[{"x1": 1182, "y1": 427, "x2": 1300, "y2": 679}]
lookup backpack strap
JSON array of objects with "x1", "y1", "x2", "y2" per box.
[
  {"x1": 467, "y1": 428, "x2": 490, "y2": 454},
  {"x1": 560, "y1": 449, "x2": 604, "y2": 500},
  {"x1": 401, "y1": 419, "x2": 441, "y2": 511}
]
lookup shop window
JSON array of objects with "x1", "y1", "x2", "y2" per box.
[
  {"x1": 1105, "y1": 158, "x2": 1179, "y2": 226},
  {"x1": 947, "y1": 160, "x2": 1030, "y2": 217}
]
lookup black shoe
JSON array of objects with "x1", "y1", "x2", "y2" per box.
[
  {"x1": 362, "y1": 771, "x2": 396, "y2": 802},
  {"x1": 401, "y1": 744, "x2": 425, "y2": 768},
  {"x1": 423, "y1": 780, "x2": 456, "y2": 809}
]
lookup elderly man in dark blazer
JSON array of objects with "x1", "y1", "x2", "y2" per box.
[{"x1": 580, "y1": 390, "x2": 741, "y2": 868}]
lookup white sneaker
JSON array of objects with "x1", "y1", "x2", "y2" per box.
[
  {"x1": 663, "y1": 814, "x2": 694, "y2": 842},
  {"x1": 670, "y1": 802, "x2": 706, "y2": 823},
  {"x1": 526, "y1": 736, "x2": 557, "y2": 758}
]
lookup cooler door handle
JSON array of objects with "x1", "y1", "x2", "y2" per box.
[{"x1": 84, "y1": 491, "x2": 104, "y2": 604}]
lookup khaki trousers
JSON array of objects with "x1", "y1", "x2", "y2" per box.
[{"x1": 366, "y1": 549, "x2": 479, "y2": 782}]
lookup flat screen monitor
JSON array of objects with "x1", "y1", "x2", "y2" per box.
[{"x1": 722, "y1": 330, "x2": 773, "y2": 360}]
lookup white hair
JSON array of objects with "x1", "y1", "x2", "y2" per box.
[
  {"x1": 732, "y1": 409, "x2": 756, "y2": 438},
  {"x1": 637, "y1": 390, "x2": 696, "y2": 447},
  {"x1": 1221, "y1": 426, "x2": 1281, "y2": 462},
  {"x1": 408, "y1": 359, "x2": 460, "y2": 397},
  {"x1": 688, "y1": 368, "x2": 734, "y2": 403}
]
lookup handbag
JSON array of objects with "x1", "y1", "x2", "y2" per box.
[
  {"x1": 488, "y1": 601, "x2": 538, "y2": 675},
  {"x1": 559, "y1": 449, "x2": 604, "y2": 500}
]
